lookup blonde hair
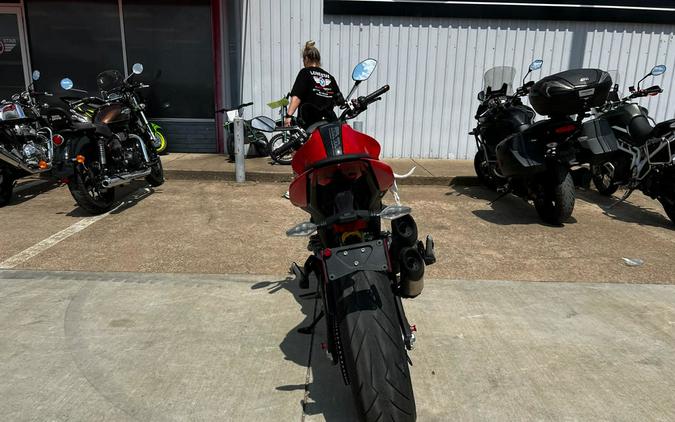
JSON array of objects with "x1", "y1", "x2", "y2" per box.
[{"x1": 303, "y1": 40, "x2": 321, "y2": 66}]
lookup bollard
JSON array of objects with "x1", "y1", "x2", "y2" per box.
[
  {"x1": 233, "y1": 117, "x2": 245, "y2": 183},
  {"x1": 352, "y1": 121, "x2": 364, "y2": 132}
]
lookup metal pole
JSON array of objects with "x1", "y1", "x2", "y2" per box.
[{"x1": 233, "y1": 117, "x2": 245, "y2": 182}]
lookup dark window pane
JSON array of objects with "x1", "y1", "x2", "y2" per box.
[
  {"x1": 26, "y1": 0, "x2": 124, "y2": 96},
  {"x1": 123, "y1": 0, "x2": 214, "y2": 119},
  {"x1": 0, "y1": 13, "x2": 25, "y2": 100}
]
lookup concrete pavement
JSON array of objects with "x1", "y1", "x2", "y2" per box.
[
  {"x1": 1, "y1": 180, "x2": 674, "y2": 283},
  {"x1": 1, "y1": 270, "x2": 674, "y2": 421},
  {"x1": 161, "y1": 153, "x2": 476, "y2": 185}
]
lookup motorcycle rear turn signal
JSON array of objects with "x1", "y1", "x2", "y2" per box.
[
  {"x1": 76, "y1": 155, "x2": 86, "y2": 164},
  {"x1": 38, "y1": 160, "x2": 48, "y2": 170}
]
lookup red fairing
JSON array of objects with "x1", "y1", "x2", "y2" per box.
[
  {"x1": 291, "y1": 123, "x2": 381, "y2": 174},
  {"x1": 289, "y1": 171, "x2": 309, "y2": 208},
  {"x1": 365, "y1": 159, "x2": 394, "y2": 191}
]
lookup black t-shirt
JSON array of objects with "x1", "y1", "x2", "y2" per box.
[{"x1": 290, "y1": 67, "x2": 340, "y2": 127}]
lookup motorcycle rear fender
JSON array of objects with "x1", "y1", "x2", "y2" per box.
[
  {"x1": 322, "y1": 239, "x2": 391, "y2": 282},
  {"x1": 50, "y1": 135, "x2": 95, "y2": 179}
]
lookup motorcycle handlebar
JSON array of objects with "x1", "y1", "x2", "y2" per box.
[{"x1": 362, "y1": 85, "x2": 390, "y2": 104}]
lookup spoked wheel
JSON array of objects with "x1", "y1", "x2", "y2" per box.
[
  {"x1": 145, "y1": 158, "x2": 165, "y2": 187},
  {"x1": 268, "y1": 133, "x2": 295, "y2": 165},
  {"x1": 0, "y1": 165, "x2": 14, "y2": 207},
  {"x1": 473, "y1": 149, "x2": 502, "y2": 190},
  {"x1": 154, "y1": 130, "x2": 168, "y2": 155},
  {"x1": 335, "y1": 271, "x2": 416, "y2": 422},
  {"x1": 591, "y1": 163, "x2": 619, "y2": 196},
  {"x1": 68, "y1": 162, "x2": 115, "y2": 215},
  {"x1": 534, "y1": 164, "x2": 575, "y2": 225}
]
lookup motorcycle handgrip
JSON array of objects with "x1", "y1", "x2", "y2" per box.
[{"x1": 363, "y1": 85, "x2": 390, "y2": 104}]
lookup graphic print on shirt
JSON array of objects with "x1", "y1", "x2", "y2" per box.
[{"x1": 310, "y1": 70, "x2": 335, "y2": 99}]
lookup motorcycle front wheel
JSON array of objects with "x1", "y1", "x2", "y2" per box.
[
  {"x1": 334, "y1": 270, "x2": 416, "y2": 422},
  {"x1": 534, "y1": 164, "x2": 575, "y2": 225},
  {"x1": 659, "y1": 195, "x2": 675, "y2": 225},
  {"x1": 68, "y1": 163, "x2": 115, "y2": 215},
  {"x1": 473, "y1": 149, "x2": 502, "y2": 190},
  {"x1": 154, "y1": 130, "x2": 168, "y2": 155},
  {"x1": 0, "y1": 165, "x2": 14, "y2": 207},
  {"x1": 146, "y1": 158, "x2": 165, "y2": 187},
  {"x1": 268, "y1": 133, "x2": 294, "y2": 165}
]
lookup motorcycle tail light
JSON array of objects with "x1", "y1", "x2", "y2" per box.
[
  {"x1": 554, "y1": 124, "x2": 577, "y2": 135},
  {"x1": 52, "y1": 134, "x2": 64, "y2": 146}
]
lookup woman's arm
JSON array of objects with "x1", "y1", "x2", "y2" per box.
[{"x1": 284, "y1": 96, "x2": 302, "y2": 127}]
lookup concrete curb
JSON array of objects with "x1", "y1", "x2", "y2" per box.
[{"x1": 164, "y1": 169, "x2": 481, "y2": 186}]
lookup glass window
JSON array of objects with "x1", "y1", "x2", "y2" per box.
[
  {"x1": 122, "y1": 0, "x2": 214, "y2": 119},
  {"x1": 0, "y1": 13, "x2": 26, "y2": 100},
  {"x1": 25, "y1": 0, "x2": 124, "y2": 96}
]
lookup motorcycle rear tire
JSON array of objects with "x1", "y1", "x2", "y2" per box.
[
  {"x1": 335, "y1": 270, "x2": 416, "y2": 422},
  {"x1": 591, "y1": 164, "x2": 619, "y2": 196},
  {"x1": 0, "y1": 166, "x2": 14, "y2": 207},
  {"x1": 534, "y1": 165, "x2": 575, "y2": 225},
  {"x1": 146, "y1": 158, "x2": 165, "y2": 187},
  {"x1": 68, "y1": 167, "x2": 115, "y2": 215},
  {"x1": 269, "y1": 133, "x2": 294, "y2": 165}
]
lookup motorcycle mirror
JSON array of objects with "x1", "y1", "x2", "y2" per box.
[
  {"x1": 477, "y1": 91, "x2": 485, "y2": 101},
  {"x1": 650, "y1": 64, "x2": 666, "y2": 76},
  {"x1": 60, "y1": 78, "x2": 74, "y2": 91},
  {"x1": 529, "y1": 59, "x2": 543, "y2": 71},
  {"x1": 32, "y1": 70, "x2": 41, "y2": 81},
  {"x1": 379, "y1": 204, "x2": 412, "y2": 220},
  {"x1": 286, "y1": 221, "x2": 318, "y2": 237},
  {"x1": 132, "y1": 63, "x2": 144, "y2": 75},
  {"x1": 352, "y1": 58, "x2": 377, "y2": 82},
  {"x1": 250, "y1": 116, "x2": 276, "y2": 133}
]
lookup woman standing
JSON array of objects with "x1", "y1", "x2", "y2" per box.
[{"x1": 284, "y1": 41, "x2": 341, "y2": 128}]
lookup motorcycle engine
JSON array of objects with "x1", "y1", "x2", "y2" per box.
[{"x1": 108, "y1": 133, "x2": 143, "y2": 169}]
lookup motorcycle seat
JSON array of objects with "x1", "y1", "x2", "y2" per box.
[
  {"x1": 68, "y1": 122, "x2": 113, "y2": 138},
  {"x1": 650, "y1": 118, "x2": 675, "y2": 139}
]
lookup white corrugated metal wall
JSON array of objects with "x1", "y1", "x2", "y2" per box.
[{"x1": 237, "y1": 0, "x2": 675, "y2": 159}]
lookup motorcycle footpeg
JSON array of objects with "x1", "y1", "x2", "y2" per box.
[
  {"x1": 419, "y1": 235, "x2": 436, "y2": 266},
  {"x1": 290, "y1": 262, "x2": 309, "y2": 289}
]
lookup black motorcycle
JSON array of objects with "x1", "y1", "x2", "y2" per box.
[
  {"x1": 50, "y1": 66, "x2": 164, "y2": 214},
  {"x1": 474, "y1": 60, "x2": 613, "y2": 224},
  {"x1": 586, "y1": 64, "x2": 675, "y2": 223},
  {"x1": 0, "y1": 70, "x2": 55, "y2": 206}
]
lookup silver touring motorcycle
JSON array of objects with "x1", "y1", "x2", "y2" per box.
[{"x1": 0, "y1": 70, "x2": 54, "y2": 206}]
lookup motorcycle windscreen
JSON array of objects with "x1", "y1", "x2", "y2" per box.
[
  {"x1": 291, "y1": 123, "x2": 381, "y2": 174},
  {"x1": 483, "y1": 66, "x2": 517, "y2": 95}
]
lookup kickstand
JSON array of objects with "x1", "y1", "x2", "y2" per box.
[
  {"x1": 298, "y1": 310, "x2": 325, "y2": 334},
  {"x1": 488, "y1": 189, "x2": 510, "y2": 206},
  {"x1": 604, "y1": 188, "x2": 634, "y2": 211}
]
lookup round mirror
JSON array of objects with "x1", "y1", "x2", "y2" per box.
[
  {"x1": 132, "y1": 63, "x2": 144, "y2": 75},
  {"x1": 352, "y1": 58, "x2": 378, "y2": 82},
  {"x1": 529, "y1": 59, "x2": 544, "y2": 71},
  {"x1": 250, "y1": 116, "x2": 276, "y2": 133},
  {"x1": 60, "y1": 78, "x2": 74, "y2": 90},
  {"x1": 651, "y1": 64, "x2": 666, "y2": 76},
  {"x1": 477, "y1": 91, "x2": 485, "y2": 101},
  {"x1": 32, "y1": 70, "x2": 41, "y2": 81}
]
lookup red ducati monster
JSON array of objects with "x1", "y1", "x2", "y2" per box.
[{"x1": 253, "y1": 59, "x2": 435, "y2": 421}]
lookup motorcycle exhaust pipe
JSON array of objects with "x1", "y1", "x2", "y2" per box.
[
  {"x1": 101, "y1": 168, "x2": 152, "y2": 188},
  {"x1": 391, "y1": 214, "x2": 418, "y2": 247},
  {"x1": 398, "y1": 246, "x2": 425, "y2": 298}
]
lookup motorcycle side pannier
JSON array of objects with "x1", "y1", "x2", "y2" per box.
[
  {"x1": 529, "y1": 69, "x2": 612, "y2": 116},
  {"x1": 495, "y1": 132, "x2": 547, "y2": 178},
  {"x1": 577, "y1": 118, "x2": 619, "y2": 158}
]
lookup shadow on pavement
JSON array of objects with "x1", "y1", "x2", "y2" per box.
[
  {"x1": 60, "y1": 181, "x2": 158, "y2": 217},
  {"x1": 251, "y1": 275, "x2": 359, "y2": 421},
  {"x1": 448, "y1": 182, "x2": 576, "y2": 227},
  {"x1": 7, "y1": 179, "x2": 61, "y2": 206},
  {"x1": 577, "y1": 188, "x2": 674, "y2": 230}
]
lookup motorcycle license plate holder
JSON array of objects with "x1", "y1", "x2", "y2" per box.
[{"x1": 323, "y1": 240, "x2": 390, "y2": 281}]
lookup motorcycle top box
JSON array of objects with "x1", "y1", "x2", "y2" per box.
[{"x1": 529, "y1": 69, "x2": 612, "y2": 116}]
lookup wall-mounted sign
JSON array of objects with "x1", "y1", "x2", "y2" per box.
[
  {"x1": 324, "y1": 0, "x2": 675, "y2": 24},
  {"x1": 0, "y1": 38, "x2": 17, "y2": 55}
]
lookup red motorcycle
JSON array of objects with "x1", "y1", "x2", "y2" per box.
[{"x1": 253, "y1": 59, "x2": 435, "y2": 422}]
